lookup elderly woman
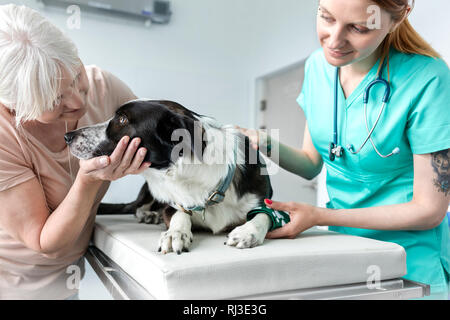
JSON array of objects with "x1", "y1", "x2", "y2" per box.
[{"x1": 0, "y1": 4, "x2": 150, "y2": 299}]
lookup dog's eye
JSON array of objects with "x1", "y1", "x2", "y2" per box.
[{"x1": 118, "y1": 115, "x2": 129, "y2": 126}]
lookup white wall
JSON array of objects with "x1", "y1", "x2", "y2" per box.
[{"x1": 409, "y1": 0, "x2": 450, "y2": 63}]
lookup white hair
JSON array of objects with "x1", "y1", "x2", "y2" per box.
[{"x1": 0, "y1": 4, "x2": 80, "y2": 126}]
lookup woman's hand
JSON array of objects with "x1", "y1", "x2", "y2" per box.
[
  {"x1": 235, "y1": 125, "x2": 270, "y2": 151},
  {"x1": 264, "y1": 199, "x2": 320, "y2": 239},
  {"x1": 77, "y1": 136, "x2": 151, "y2": 185}
]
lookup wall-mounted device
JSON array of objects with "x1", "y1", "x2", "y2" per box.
[{"x1": 38, "y1": 0, "x2": 172, "y2": 26}]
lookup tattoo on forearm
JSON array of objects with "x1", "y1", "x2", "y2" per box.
[{"x1": 431, "y1": 149, "x2": 449, "y2": 196}]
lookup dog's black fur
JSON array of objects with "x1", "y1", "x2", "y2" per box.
[{"x1": 67, "y1": 100, "x2": 272, "y2": 232}]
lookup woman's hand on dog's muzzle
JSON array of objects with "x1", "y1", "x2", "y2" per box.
[{"x1": 77, "y1": 136, "x2": 151, "y2": 184}]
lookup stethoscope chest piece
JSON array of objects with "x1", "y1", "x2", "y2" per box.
[{"x1": 329, "y1": 142, "x2": 343, "y2": 161}]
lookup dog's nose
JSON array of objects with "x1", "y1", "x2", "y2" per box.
[{"x1": 64, "y1": 132, "x2": 75, "y2": 145}]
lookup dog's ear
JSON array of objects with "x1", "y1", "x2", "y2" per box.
[{"x1": 156, "y1": 113, "x2": 205, "y2": 161}]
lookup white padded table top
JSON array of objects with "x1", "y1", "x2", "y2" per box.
[{"x1": 92, "y1": 215, "x2": 406, "y2": 300}]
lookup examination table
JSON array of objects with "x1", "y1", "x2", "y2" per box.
[{"x1": 85, "y1": 215, "x2": 430, "y2": 300}]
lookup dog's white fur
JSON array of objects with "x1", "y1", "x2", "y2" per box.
[{"x1": 141, "y1": 115, "x2": 271, "y2": 253}]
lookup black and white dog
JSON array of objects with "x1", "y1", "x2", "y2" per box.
[{"x1": 65, "y1": 100, "x2": 273, "y2": 254}]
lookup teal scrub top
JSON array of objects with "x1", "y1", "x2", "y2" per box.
[{"x1": 297, "y1": 48, "x2": 450, "y2": 294}]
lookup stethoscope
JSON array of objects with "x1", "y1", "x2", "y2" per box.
[{"x1": 329, "y1": 58, "x2": 400, "y2": 161}]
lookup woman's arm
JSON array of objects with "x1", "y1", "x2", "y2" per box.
[
  {"x1": 0, "y1": 175, "x2": 102, "y2": 255},
  {"x1": 0, "y1": 136, "x2": 150, "y2": 255},
  {"x1": 265, "y1": 150, "x2": 450, "y2": 238},
  {"x1": 238, "y1": 121, "x2": 323, "y2": 180},
  {"x1": 277, "y1": 123, "x2": 323, "y2": 180}
]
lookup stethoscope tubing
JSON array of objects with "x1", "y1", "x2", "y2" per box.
[
  {"x1": 333, "y1": 64, "x2": 339, "y2": 147},
  {"x1": 329, "y1": 58, "x2": 398, "y2": 161},
  {"x1": 347, "y1": 101, "x2": 386, "y2": 155}
]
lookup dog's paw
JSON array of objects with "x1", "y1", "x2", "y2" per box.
[
  {"x1": 158, "y1": 229, "x2": 193, "y2": 255},
  {"x1": 135, "y1": 208, "x2": 163, "y2": 224},
  {"x1": 226, "y1": 223, "x2": 265, "y2": 249}
]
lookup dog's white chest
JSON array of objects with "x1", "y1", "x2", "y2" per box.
[
  {"x1": 141, "y1": 168, "x2": 261, "y2": 234},
  {"x1": 141, "y1": 168, "x2": 209, "y2": 207}
]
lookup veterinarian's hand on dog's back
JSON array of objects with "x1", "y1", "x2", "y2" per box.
[
  {"x1": 235, "y1": 125, "x2": 269, "y2": 151},
  {"x1": 78, "y1": 136, "x2": 151, "y2": 184},
  {"x1": 264, "y1": 199, "x2": 319, "y2": 239}
]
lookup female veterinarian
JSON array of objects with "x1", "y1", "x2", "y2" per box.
[
  {"x1": 241, "y1": 0, "x2": 450, "y2": 298},
  {"x1": 0, "y1": 5, "x2": 150, "y2": 299}
]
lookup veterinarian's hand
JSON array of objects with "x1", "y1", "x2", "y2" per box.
[
  {"x1": 235, "y1": 126, "x2": 270, "y2": 151},
  {"x1": 78, "y1": 136, "x2": 151, "y2": 184},
  {"x1": 264, "y1": 199, "x2": 319, "y2": 239}
]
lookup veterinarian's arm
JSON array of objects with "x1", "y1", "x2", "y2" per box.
[
  {"x1": 275, "y1": 123, "x2": 323, "y2": 180},
  {"x1": 238, "y1": 121, "x2": 323, "y2": 180},
  {"x1": 316, "y1": 151, "x2": 450, "y2": 230},
  {"x1": 266, "y1": 151, "x2": 450, "y2": 239}
]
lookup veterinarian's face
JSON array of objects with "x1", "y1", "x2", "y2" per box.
[
  {"x1": 36, "y1": 63, "x2": 89, "y2": 123},
  {"x1": 317, "y1": 0, "x2": 394, "y2": 67}
]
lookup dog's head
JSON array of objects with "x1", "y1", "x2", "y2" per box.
[{"x1": 65, "y1": 100, "x2": 206, "y2": 169}]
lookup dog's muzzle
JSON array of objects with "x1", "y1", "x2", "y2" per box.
[{"x1": 64, "y1": 120, "x2": 110, "y2": 160}]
